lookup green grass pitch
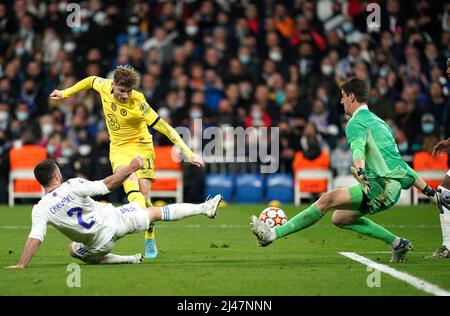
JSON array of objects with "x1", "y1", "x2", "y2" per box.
[{"x1": 0, "y1": 203, "x2": 449, "y2": 296}]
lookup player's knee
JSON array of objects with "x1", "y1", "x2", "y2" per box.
[
  {"x1": 146, "y1": 207, "x2": 161, "y2": 222},
  {"x1": 331, "y1": 212, "x2": 348, "y2": 228},
  {"x1": 317, "y1": 191, "x2": 335, "y2": 209}
]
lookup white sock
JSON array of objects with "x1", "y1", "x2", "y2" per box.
[
  {"x1": 160, "y1": 203, "x2": 204, "y2": 221},
  {"x1": 100, "y1": 254, "x2": 136, "y2": 264},
  {"x1": 391, "y1": 237, "x2": 401, "y2": 249},
  {"x1": 438, "y1": 186, "x2": 450, "y2": 248}
]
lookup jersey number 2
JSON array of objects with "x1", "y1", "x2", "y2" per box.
[{"x1": 67, "y1": 207, "x2": 96, "y2": 229}]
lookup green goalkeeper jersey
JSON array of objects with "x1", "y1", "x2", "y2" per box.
[{"x1": 345, "y1": 105, "x2": 418, "y2": 189}]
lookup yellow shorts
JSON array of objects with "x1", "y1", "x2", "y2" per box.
[{"x1": 109, "y1": 143, "x2": 155, "y2": 180}]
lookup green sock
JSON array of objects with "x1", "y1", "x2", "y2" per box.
[
  {"x1": 343, "y1": 217, "x2": 397, "y2": 245},
  {"x1": 275, "y1": 204, "x2": 324, "y2": 239}
]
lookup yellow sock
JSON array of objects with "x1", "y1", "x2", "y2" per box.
[
  {"x1": 145, "y1": 199, "x2": 155, "y2": 240},
  {"x1": 123, "y1": 180, "x2": 146, "y2": 208}
]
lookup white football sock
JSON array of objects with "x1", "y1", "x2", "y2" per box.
[
  {"x1": 160, "y1": 203, "x2": 203, "y2": 221},
  {"x1": 100, "y1": 254, "x2": 137, "y2": 264},
  {"x1": 438, "y1": 186, "x2": 450, "y2": 248}
]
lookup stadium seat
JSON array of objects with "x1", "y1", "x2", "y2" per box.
[
  {"x1": 266, "y1": 173, "x2": 293, "y2": 203},
  {"x1": 235, "y1": 174, "x2": 264, "y2": 203},
  {"x1": 149, "y1": 146, "x2": 183, "y2": 203},
  {"x1": 9, "y1": 145, "x2": 47, "y2": 206},
  {"x1": 412, "y1": 151, "x2": 448, "y2": 205},
  {"x1": 293, "y1": 151, "x2": 332, "y2": 205},
  {"x1": 205, "y1": 174, "x2": 234, "y2": 202}
]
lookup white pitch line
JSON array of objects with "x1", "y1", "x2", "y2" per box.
[{"x1": 339, "y1": 252, "x2": 450, "y2": 296}]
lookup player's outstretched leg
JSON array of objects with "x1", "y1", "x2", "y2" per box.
[
  {"x1": 250, "y1": 189, "x2": 349, "y2": 246},
  {"x1": 144, "y1": 200, "x2": 157, "y2": 259},
  {"x1": 390, "y1": 238, "x2": 413, "y2": 263},
  {"x1": 155, "y1": 194, "x2": 222, "y2": 221},
  {"x1": 69, "y1": 242, "x2": 143, "y2": 264},
  {"x1": 427, "y1": 184, "x2": 450, "y2": 259}
]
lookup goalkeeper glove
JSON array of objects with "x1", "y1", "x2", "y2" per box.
[{"x1": 350, "y1": 166, "x2": 370, "y2": 195}]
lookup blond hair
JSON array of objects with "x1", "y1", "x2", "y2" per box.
[{"x1": 113, "y1": 65, "x2": 138, "y2": 89}]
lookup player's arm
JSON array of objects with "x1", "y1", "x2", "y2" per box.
[
  {"x1": 70, "y1": 156, "x2": 144, "y2": 197},
  {"x1": 49, "y1": 76, "x2": 99, "y2": 100},
  {"x1": 432, "y1": 138, "x2": 450, "y2": 156},
  {"x1": 346, "y1": 120, "x2": 370, "y2": 191},
  {"x1": 7, "y1": 238, "x2": 41, "y2": 269},
  {"x1": 151, "y1": 117, "x2": 204, "y2": 167},
  {"x1": 8, "y1": 207, "x2": 47, "y2": 269},
  {"x1": 103, "y1": 155, "x2": 144, "y2": 191}
]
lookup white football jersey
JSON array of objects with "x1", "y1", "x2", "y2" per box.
[{"x1": 28, "y1": 178, "x2": 118, "y2": 250}]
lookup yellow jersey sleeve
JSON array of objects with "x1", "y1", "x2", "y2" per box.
[
  {"x1": 152, "y1": 118, "x2": 195, "y2": 161},
  {"x1": 136, "y1": 93, "x2": 194, "y2": 160},
  {"x1": 61, "y1": 76, "x2": 98, "y2": 98}
]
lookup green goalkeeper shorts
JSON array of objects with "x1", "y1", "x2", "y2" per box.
[{"x1": 348, "y1": 177, "x2": 403, "y2": 215}]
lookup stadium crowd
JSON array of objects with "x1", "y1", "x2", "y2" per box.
[{"x1": 0, "y1": 0, "x2": 449, "y2": 203}]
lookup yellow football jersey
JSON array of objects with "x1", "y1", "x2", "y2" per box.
[
  {"x1": 92, "y1": 77, "x2": 158, "y2": 147},
  {"x1": 61, "y1": 76, "x2": 158, "y2": 146},
  {"x1": 60, "y1": 76, "x2": 195, "y2": 161}
]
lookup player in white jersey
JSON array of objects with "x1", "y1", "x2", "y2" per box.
[
  {"x1": 427, "y1": 58, "x2": 450, "y2": 259},
  {"x1": 7, "y1": 156, "x2": 222, "y2": 268}
]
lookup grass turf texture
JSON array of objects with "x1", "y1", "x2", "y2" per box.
[{"x1": 0, "y1": 204, "x2": 449, "y2": 296}]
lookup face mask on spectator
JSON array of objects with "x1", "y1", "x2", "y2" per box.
[
  {"x1": 342, "y1": 22, "x2": 354, "y2": 33},
  {"x1": 190, "y1": 110, "x2": 202, "y2": 119},
  {"x1": 78, "y1": 144, "x2": 92, "y2": 156},
  {"x1": 321, "y1": 65, "x2": 333, "y2": 76},
  {"x1": 397, "y1": 142, "x2": 408, "y2": 152},
  {"x1": 239, "y1": 55, "x2": 251, "y2": 64},
  {"x1": 422, "y1": 123, "x2": 434, "y2": 134},
  {"x1": 185, "y1": 26, "x2": 198, "y2": 36},
  {"x1": 15, "y1": 47, "x2": 25, "y2": 56},
  {"x1": 319, "y1": 95, "x2": 329, "y2": 104},
  {"x1": 158, "y1": 107, "x2": 170, "y2": 120},
  {"x1": 275, "y1": 91, "x2": 285, "y2": 105},
  {"x1": 13, "y1": 139, "x2": 22, "y2": 148},
  {"x1": 251, "y1": 110, "x2": 263, "y2": 119},
  {"x1": 338, "y1": 142, "x2": 349, "y2": 151},
  {"x1": 62, "y1": 148, "x2": 73, "y2": 157},
  {"x1": 379, "y1": 87, "x2": 388, "y2": 95},
  {"x1": 269, "y1": 51, "x2": 282, "y2": 62},
  {"x1": 17, "y1": 111, "x2": 29, "y2": 122},
  {"x1": 127, "y1": 26, "x2": 139, "y2": 35},
  {"x1": 47, "y1": 145, "x2": 56, "y2": 154},
  {"x1": 0, "y1": 111, "x2": 9, "y2": 122},
  {"x1": 42, "y1": 123, "x2": 54, "y2": 136},
  {"x1": 63, "y1": 42, "x2": 76, "y2": 53}
]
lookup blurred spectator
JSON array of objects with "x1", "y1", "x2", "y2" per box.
[
  {"x1": 300, "y1": 122, "x2": 328, "y2": 161},
  {"x1": 330, "y1": 136, "x2": 353, "y2": 176},
  {"x1": 0, "y1": 1, "x2": 448, "y2": 203}
]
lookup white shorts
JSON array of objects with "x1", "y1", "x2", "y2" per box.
[{"x1": 71, "y1": 203, "x2": 150, "y2": 262}]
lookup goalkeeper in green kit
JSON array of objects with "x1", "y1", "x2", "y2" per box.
[{"x1": 251, "y1": 77, "x2": 450, "y2": 262}]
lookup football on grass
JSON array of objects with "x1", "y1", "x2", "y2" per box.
[{"x1": 259, "y1": 207, "x2": 288, "y2": 228}]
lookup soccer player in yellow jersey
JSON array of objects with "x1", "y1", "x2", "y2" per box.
[{"x1": 49, "y1": 65, "x2": 204, "y2": 259}]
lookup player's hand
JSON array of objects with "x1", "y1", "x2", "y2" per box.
[
  {"x1": 6, "y1": 264, "x2": 25, "y2": 269},
  {"x1": 432, "y1": 139, "x2": 450, "y2": 156},
  {"x1": 351, "y1": 166, "x2": 370, "y2": 194},
  {"x1": 49, "y1": 89, "x2": 63, "y2": 101},
  {"x1": 129, "y1": 155, "x2": 144, "y2": 171},
  {"x1": 191, "y1": 153, "x2": 205, "y2": 167}
]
